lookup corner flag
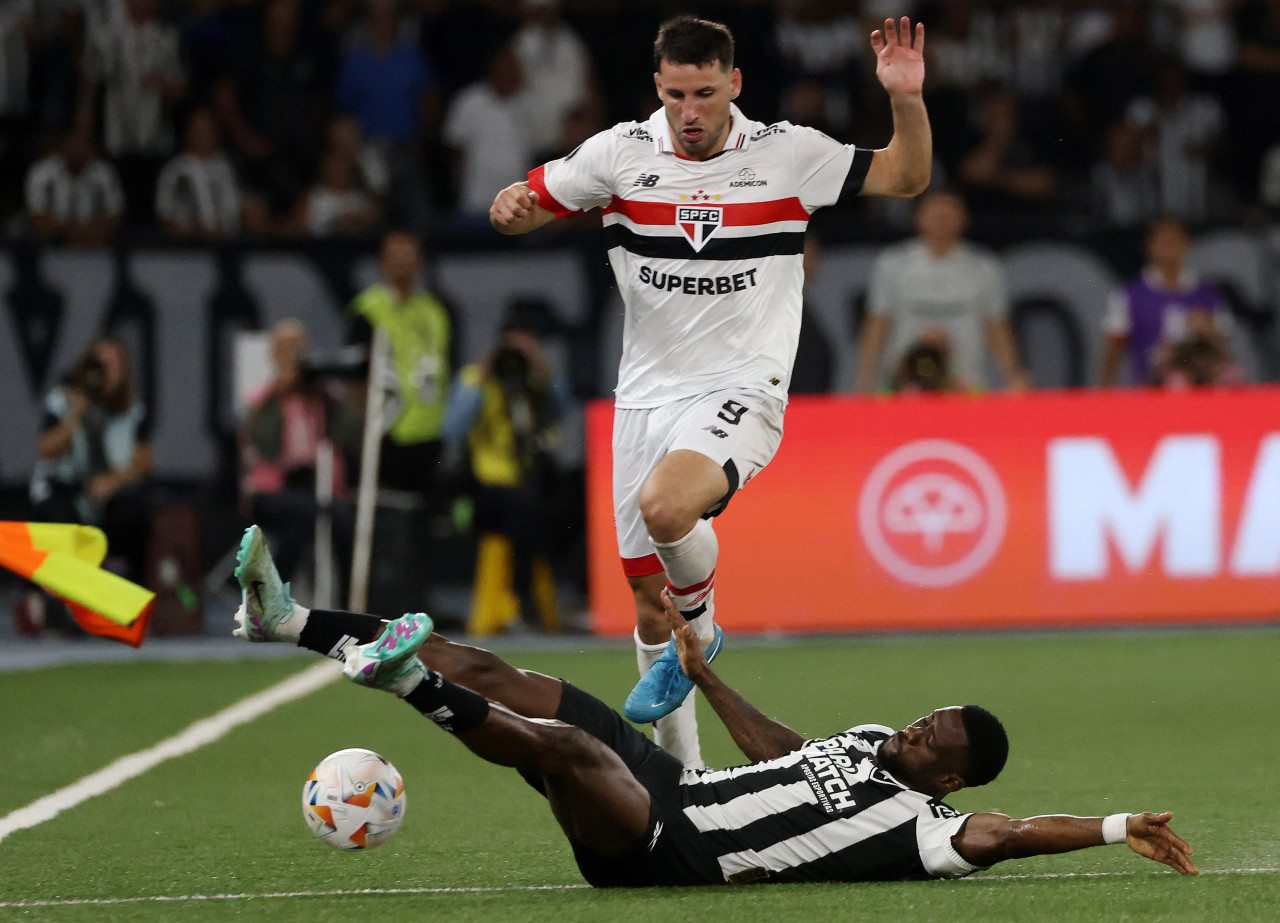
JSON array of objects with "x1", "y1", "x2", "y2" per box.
[{"x1": 0, "y1": 522, "x2": 154, "y2": 647}]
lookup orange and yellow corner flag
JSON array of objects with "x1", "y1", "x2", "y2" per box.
[{"x1": 0, "y1": 521, "x2": 154, "y2": 647}]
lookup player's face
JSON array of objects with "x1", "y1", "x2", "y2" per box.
[
  {"x1": 878, "y1": 707, "x2": 970, "y2": 795},
  {"x1": 654, "y1": 59, "x2": 741, "y2": 160}
]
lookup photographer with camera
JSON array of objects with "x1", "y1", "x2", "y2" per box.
[
  {"x1": 28, "y1": 337, "x2": 153, "y2": 631},
  {"x1": 443, "y1": 306, "x2": 569, "y2": 634},
  {"x1": 239, "y1": 319, "x2": 363, "y2": 589}
]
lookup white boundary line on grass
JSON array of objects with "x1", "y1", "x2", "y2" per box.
[
  {"x1": 0, "y1": 659, "x2": 340, "y2": 844},
  {"x1": 2, "y1": 868, "x2": 1277, "y2": 907}
]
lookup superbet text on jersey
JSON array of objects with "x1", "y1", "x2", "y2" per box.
[{"x1": 526, "y1": 104, "x2": 872, "y2": 409}]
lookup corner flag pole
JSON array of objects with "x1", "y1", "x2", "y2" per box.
[{"x1": 349, "y1": 327, "x2": 390, "y2": 612}]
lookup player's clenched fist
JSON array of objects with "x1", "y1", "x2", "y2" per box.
[{"x1": 490, "y1": 182, "x2": 548, "y2": 235}]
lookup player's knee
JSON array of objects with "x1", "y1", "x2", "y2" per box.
[
  {"x1": 638, "y1": 490, "x2": 693, "y2": 544},
  {"x1": 531, "y1": 720, "x2": 608, "y2": 771}
]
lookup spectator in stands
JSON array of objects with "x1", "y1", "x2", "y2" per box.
[
  {"x1": 213, "y1": 0, "x2": 330, "y2": 225},
  {"x1": 348, "y1": 230, "x2": 453, "y2": 500},
  {"x1": 0, "y1": 0, "x2": 34, "y2": 224},
  {"x1": 1227, "y1": 0, "x2": 1280, "y2": 208},
  {"x1": 155, "y1": 106, "x2": 254, "y2": 240},
  {"x1": 79, "y1": 0, "x2": 186, "y2": 224},
  {"x1": 29, "y1": 336, "x2": 153, "y2": 587},
  {"x1": 1100, "y1": 216, "x2": 1232, "y2": 386},
  {"x1": 335, "y1": 0, "x2": 438, "y2": 233},
  {"x1": 1125, "y1": 61, "x2": 1226, "y2": 223},
  {"x1": 327, "y1": 112, "x2": 390, "y2": 201},
  {"x1": 176, "y1": 0, "x2": 243, "y2": 109},
  {"x1": 891, "y1": 333, "x2": 957, "y2": 394},
  {"x1": 511, "y1": 0, "x2": 595, "y2": 162},
  {"x1": 1062, "y1": 4, "x2": 1157, "y2": 156},
  {"x1": 25, "y1": 126, "x2": 124, "y2": 246},
  {"x1": 772, "y1": 0, "x2": 866, "y2": 141},
  {"x1": 443, "y1": 43, "x2": 533, "y2": 225},
  {"x1": 443, "y1": 305, "x2": 569, "y2": 632},
  {"x1": 1090, "y1": 120, "x2": 1161, "y2": 229},
  {"x1": 790, "y1": 235, "x2": 835, "y2": 395},
  {"x1": 1151, "y1": 328, "x2": 1245, "y2": 389},
  {"x1": 1161, "y1": 0, "x2": 1238, "y2": 89},
  {"x1": 854, "y1": 190, "x2": 1029, "y2": 394},
  {"x1": 954, "y1": 81, "x2": 1059, "y2": 214},
  {"x1": 288, "y1": 146, "x2": 383, "y2": 237},
  {"x1": 239, "y1": 319, "x2": 359, "y2": 587}
]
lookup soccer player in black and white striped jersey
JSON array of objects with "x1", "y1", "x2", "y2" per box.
[{"x1": 241, "y1": 524, "x2": 1200, "y2": 886}]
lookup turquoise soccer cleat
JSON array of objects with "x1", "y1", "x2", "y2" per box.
[
  {"x1": 624, "y1": 623, "x2": 725, "y2": 723},
  {"x1": 342, "y1": 612, "x2": 434, "y2": 696},
  {"x1": 232, "y1": 525, "x2": 297, "y2": 643}
]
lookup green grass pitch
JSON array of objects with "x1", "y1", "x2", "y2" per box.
[{"x1": 1, "y1": 627, "x2": 1277, "y2": 921}]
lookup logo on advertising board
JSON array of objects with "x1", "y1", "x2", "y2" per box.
[
  {"x1": 857, "y1": 440, "x2": 1008, "y2": 587},
  {"x1": 676, "y1": 204, "x2": 723, "y2": 251}
]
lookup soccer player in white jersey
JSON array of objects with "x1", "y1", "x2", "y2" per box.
[
  {"x1": 490, "y1": 15, "x2": 933, "y2": 769},
  {"x1": 232, "y1": 526, "x2": 1199, "y2": 886}
]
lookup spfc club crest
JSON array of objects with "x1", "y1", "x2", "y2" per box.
[{"x1": 676, "y1": 205, "x2": 723, "y2": 252}]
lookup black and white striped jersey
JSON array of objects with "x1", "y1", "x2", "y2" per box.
[
  {"x1": 526, "y1": 104, "x2": 871, "y2": 410},
  {"x1": 679, "y1": 724, "x2": 981, "y2": 883}
]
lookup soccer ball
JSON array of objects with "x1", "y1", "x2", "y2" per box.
[{"x1": 302, "y1": 748, "x2": 406, "y2": 850}]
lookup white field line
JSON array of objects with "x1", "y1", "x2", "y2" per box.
[
  {"x1": 0, "y1": 869, "x2": 1276, "y2": 908},
  {"x1": 0, "y1": 659, "x2": 340, "y2": 844}
]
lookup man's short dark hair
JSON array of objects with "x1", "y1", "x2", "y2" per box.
[
  {"x1": 960, "y1": 705, "x2": 1008, "y2": 787},
  {"x1": 654, "y1": 16, "x2": 734, "y2": 71}
]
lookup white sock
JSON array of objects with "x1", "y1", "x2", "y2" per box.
[
  {"x1": 277, "y1": 603, "x2": 311, "y2": 644},
  {"x1": 635, "y1": 627, "x2": 667, "y2": 673},
  {"x1": 655, "y1": 695, "x2": 704, "y2": 770},
  {"x1": 636, "y1": 629, "x2": 703, "y2": 769},
  {"x1": 653, "y1": 519, "x2": 718, "y2": 647}
]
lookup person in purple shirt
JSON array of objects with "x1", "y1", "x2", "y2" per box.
[{"x1": 1099, "y1": 217, "x2": 1229, "y2": 386}]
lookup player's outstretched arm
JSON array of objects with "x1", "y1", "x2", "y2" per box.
[
  {"x1": 664, "y1": 590, "x2": 805, "y2": 762},
  {"x1": 490, "y1": 181, "x2": 557, "y2": 235},
  {"x1": 954, "y1": 811, "x2": 1198, "y2": 875},
  {"x1": 861, "y1": 17, "x2": 931, "y2": 199}
]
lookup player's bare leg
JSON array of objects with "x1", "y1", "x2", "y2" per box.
[
  {"x1": 231, "y1": 524, "x2": 565, "y2": 718},
  {"x1": 638, "y1": 449, "x2": 729, "y2": 646},
  {"x1": 455, "y1": 707, "x2": 651, "y2": 856},
  {"x1": 345, "y1": 614, "x2": 650, "y2": 856},
  {"x1": 418, "y1": 632, "x2": 564, "y2": 719},
  {"x1": 626, "y1": 451, "x2": 728, "y2": 767}
]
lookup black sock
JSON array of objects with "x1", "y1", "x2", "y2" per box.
[
  {"x1": 298, "y1": 609, "x2": 387, "y2": 661},
  {"x1": 402, "y1": 672, "x2": 490, "y2": 734}
]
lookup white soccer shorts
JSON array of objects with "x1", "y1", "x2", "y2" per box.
[{"x1": 612, "y1": 387, "x2": 785, "y2": 575}]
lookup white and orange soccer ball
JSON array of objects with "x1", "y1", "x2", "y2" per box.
[{"x1": 302, "y1": 748, "x2": 406, "y2": 850}]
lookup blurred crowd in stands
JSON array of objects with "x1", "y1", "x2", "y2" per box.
[{"x1": 5, "y1": 0, "x2": 1280, "y2": 245}]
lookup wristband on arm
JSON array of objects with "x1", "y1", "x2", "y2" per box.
[{"x1": 1102, "y1": 813, "x2": 1130, "y2": 845}]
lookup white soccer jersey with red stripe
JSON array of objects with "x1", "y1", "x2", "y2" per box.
[{"x1": 527, "y1": 104, "x2": 871, "y2": 408}]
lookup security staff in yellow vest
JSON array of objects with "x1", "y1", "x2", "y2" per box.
[
  {"x1": 349, "y1": 231, "x2": 453, "y2": 498},
  {"x1": 443, "y1": 310, "x2": 569, "y2": 631}
]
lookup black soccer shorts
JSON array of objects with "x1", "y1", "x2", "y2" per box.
[{"x1": 522, "y1": 681, "x2": 724, "y2": 887}]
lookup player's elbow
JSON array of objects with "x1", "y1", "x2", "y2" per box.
[{"x1": 886, "y1": 167, "x2": 931, "y2": 199}]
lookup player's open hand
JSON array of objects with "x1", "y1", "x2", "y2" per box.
[
  {"x1": 662, "y1": 588, "x2": 710, "y2": 684},
  {"x1": 489, "y1": 182, "x2": 541, "y2": 233},
  {"x1": 1125, "y1": 812, "x2": 1199, "y2": 875},
  {"x1": 871, "y1": 17, "x2": 925, "y2": 97}
]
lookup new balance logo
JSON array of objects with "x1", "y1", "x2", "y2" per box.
[
  {"x1": 327, "y1": 634, "x2": 360, "y2": 662},
  {"x1": 633, "y1": 173, "x2": 660, "y2": 187},
  {"x1": 703, "y1": 425, "x2": 729, "y2": 439}
]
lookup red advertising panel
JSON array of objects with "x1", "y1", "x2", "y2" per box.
[{"x1": 586, "y1": 388, "x2": 1280, "y2": 635}]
